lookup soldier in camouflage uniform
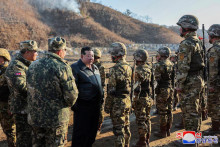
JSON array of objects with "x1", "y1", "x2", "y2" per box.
[
  {"x1": 93, "y1": 48, "x2": 106, "y2": 134},
  {"x1": 0, "y1": 48, "x2": 16, "y2": 147},
  {"x1": 154, "y1": 47, "x2": 174, "y2": 138},
  {"x1": 170, "y1": 54, "x2": 179, "y2": 111},
  {"x1": 5, "y1": 40, "x2": 39, "y2": 147},
  {"x1": 206, "y1": 24, "x2": 220, "y2": 133},
  {"x1": 176, "y1": 15, "x2": 204, "y2": 132},
  {"x1": 27, "y1": 37, "x2": 78, "y2": 147},
  {"x1": 132, "y1": 49, "x2": 152, "y2": 147},
  {"x1": 105, "y1": 42, "x2": 132, "y2": 147}
]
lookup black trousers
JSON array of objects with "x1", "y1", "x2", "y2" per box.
[{"x1": 72, "y1": 101, "x2": 100, "y2": 147}]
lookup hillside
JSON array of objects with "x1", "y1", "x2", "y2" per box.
[
  {"x1": 0, "y1": 0, "x2": 182, "y2": 50},
  {"x1": 81, "y1": 2, "x2": 182, "y2": 44}
]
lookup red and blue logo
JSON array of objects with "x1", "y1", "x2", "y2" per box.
[{"x1": 182, "y1": 131, "x2": 196, "y2": 144}]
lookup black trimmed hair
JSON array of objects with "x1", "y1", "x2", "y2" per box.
[{"x1": 81, "y1": 46, "x2": 93, "y2": 55}]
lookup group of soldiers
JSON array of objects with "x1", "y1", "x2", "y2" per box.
[{"x1": 0, "y1": 14, "x2": 220, "y2": 147}]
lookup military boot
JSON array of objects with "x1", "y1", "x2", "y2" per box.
[
  {"x1": 154, "y1": 125, "x2": 167, "y2": 138},
  {"x1": 202, "y1": 110, "x2": 208, "y2": 121},
  {"x1": 134, "y1": 136, "x2": 147, "y2": 147},
  {"x1": 167, "y1": 123, "x2": 172, "y2": 136},
  {"x1": 204, "y1": 121, "x2": 219, "y2": 135},
  {"x1": 146, "y1": 133, "x2": 150, "y2": 147},
  {"x1": 175, "y1": 119, "x2": 184, "y2": 129}
]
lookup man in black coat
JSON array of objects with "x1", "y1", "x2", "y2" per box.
[{"x1": 71, "y1": 47, "x2": 103, "y2": 147}]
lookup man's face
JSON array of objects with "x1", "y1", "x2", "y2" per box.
[
  {"x1": 0, "y1": 56, "x2": 5, "y2": 65},
  {"x1": 156, "y1": 54, "x2": 160, "y2": 61},
  {"x1": 60, "y1": 49, "x2": 67, "y2": 59},
  {"x1": 81, "y1": 51, "x2": 94, "y2": 65},
  {"x1": 209, "y1": 35, "x2": 213, "y2": 44},
  {"x1": 25, "y1": 50, "x2": 38, "y2": 61}
]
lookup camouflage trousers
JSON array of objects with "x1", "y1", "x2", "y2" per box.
[
  {"x1": 173, "y1": 89, "x2": 179, "y2": 108},
  {"x1": 31, "y1": 122, "x2": 68, "y2": 147},
  {"x1": 0, "y1": 102, "x2": 16, "y2": 147},
  {"x1": 156, "y1": 88, "x2": 173, "y2": 128},
  {"x1": 14, "y1": 113, "x2": 32, "y2": 147},
  {"x1": 133, "y1": 96, "x2": 152, "y2": 137},
  {"x1": 200, "y1": 86, "x2": 207, "y2": 113},
  {"x1": 180, "y1": 75, "x2": 203, "y2": 132},
  {"x1": 110, "y1": 97, "x2": 131, "y2": 147},
  {"x1": 98, "y1": 103, "x2": 104, "y2": 130},
  {"x1": 207, "y1": 86, "x2": 220, "y2": 122}
]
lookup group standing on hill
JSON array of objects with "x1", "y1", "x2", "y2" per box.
[{"x1": 0, "y1": 14, "x2": 220, "y2": 147}]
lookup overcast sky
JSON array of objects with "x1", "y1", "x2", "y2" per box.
[{"x1": 94, "y1": 0, "x2": 220, "y2": 29}]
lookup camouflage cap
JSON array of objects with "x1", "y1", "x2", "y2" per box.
[
  {"x1": 94, "y1": 48, "x2": 102, "y2": 58},
  {"x1": 177, "y1": 15, "x2": 199, "y2": 30},
  {"x1": 20, "y1": 40, "x2": 38, "y2": 51},
  {"x1": 0, "y1": 48, "x2": 11, "y2": 61},
  {"x1": 157, "y1": 46, "x2": 171, "y2": 57},
  {"x1": 48, "y1": 37, "x2": 66, "y2": 51},
  {"x1": 109, "y1": 42, "x2": 127, "y2": 56},
  {"x1": 208, "y1": 24, "x2": 220, "y2": 37},
  {"x1": 133, "y1": 49, "x2": 149, "y2": 62}
]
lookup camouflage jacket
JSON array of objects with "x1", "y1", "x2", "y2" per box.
[
  {"x1": 93, "y1": 60, "x2": 106, "y2": 87},
  {"x1": 154, "y1": 59, "x2": 174, "y2": 89},
  {"x1": 0, "y1": 65, "x2": 10, "y2": 102},
  {"x1": 27, "y1": 52, "x2": 78, "y2": 127},
  {"x1": 208, "y1": 40, "x2": 220, "y2": 87},
  {"x1": 5, "y1": 53, "x2": 31, "y2": 114},
  {"x1": 177, "y1": 32, "x2": 204, "y2": 88},
  {"x1": 134, "y1": 63, "x2": 151, "y2": 97},
  {"x1": 106, "y1": 58, "x2": 132, "y2": 99}
]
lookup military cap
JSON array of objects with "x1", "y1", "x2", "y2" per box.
[
  {"x1": 94, "y1": 48, "x2": 102, "y2": 58},
  {"x1": 177, "y1": 15, "x2": 199, "y2": 30},
  {"x1": 157, "y1": 46, "x2": 171, "y2": 57},
  {"x1": 133, "y1": 49, "x2": 149, "y2": 62},
  {"x1": 208, "y1": 24, "x2": 220, "y2": 37},
  {"x1": 48, "y1": 37, "x2": 66, "y2": 51},
  {"x1": 0, "y1": 48, "x2": 11, "y2": 61},
  {"x1": 109, "y1": 42, "x2": 127, "y2": 56},
  {"x1": 20, "y1": 40, "x2": 38, "y2": 51}
]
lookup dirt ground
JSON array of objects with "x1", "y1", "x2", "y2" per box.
[{"x1": 0, "y1": 108, "x2": 219, "y2": 147}]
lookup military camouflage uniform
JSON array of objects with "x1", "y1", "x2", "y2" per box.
[
  {"x1": 93, "y1": 60, "x2": 106, "y2": 131},
  {"x1": 133, "y1": 64, "x2": 152, "y2": 136},
  {"x1": 155, "y1": 57, "x2": 174, "y2": 136},
  {"x1": 105, "y1": 57, "x2": 132, "y2": 147},
  {"x1": 105, "y1": 42, "x2": 132, "y2": 147},
  {"x1": 5, "y1": 52, "x2": 33, "y2": 147},
  {"x1": 0, "y1": 49, "x2": 16, "y2": 147},
  {"x1": 27, "y1": 37, "x2": 78, "y2": 147},
  {"x1": 176, "y1": 32, "x2": 204, "y2": 132}
]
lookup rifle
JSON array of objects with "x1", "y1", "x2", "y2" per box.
[
  {"x1": 202, "y1": 24, "x2": 208, "y2": 83},
  {"x1": 130, "y1": 59, "x2": 136, "y2": 104},
  {"x1": 151, "y1": 57, "x2": 155, "y2": 100}
]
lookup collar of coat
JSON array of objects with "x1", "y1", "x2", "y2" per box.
[
  {"x1": 46, "y1": 52, "x2": 68, "y2": 65},
  {"x1": 77, "y1": 59, "x2": 98, "y2": 71},
  {"x1": 16, "y1": 53, "x2": 32, "y2": 66},
  {"x1": 184, "y1": 31, "x2": 198, "y2": 39}
]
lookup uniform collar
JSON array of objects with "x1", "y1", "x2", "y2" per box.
[
  {"x1": 46, "y1": 52, "x2": 67, "y2": 64},
  {"x1": 78, "y1": 59, "x2": 98, "y2": 71},
  {"x1": 16, "y1": 53, "x2": 32, "y2": 66},
  {"x1": 184, "y1": 32, "x2": 198, "y2": 39},
  {"x1": 213, "y1": 40, "x2": 220, "y2": 46}
]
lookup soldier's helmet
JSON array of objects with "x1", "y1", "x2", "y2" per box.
[
  {"x1": 207, "y1": 24, "x2": 220, "y2": 37},
  {"x1": 94, "y1": 48, "x2": 102, "y2": 58},
  {"x1": 109, "y1": 42, "x2": 127, "y2": 56},
  {"x1": 177, "y1": 15, "x2": 199, "y2": 30},
  {"x1": 20, "y1": 40, "x2": 38, "y2": 51},
  {"x1": 0, "y1": 48, "x2": 11, "y2": 61},
  {"x1": 133, "y1": 49, "x2": 149, "y2": 62},
  {"x1": 48, "y1": 37, "x2": 66, "y2": 51},
  {"x1": 157, "y1": 47, "x2": 171, "y2": 58}
]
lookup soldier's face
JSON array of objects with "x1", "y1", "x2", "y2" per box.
[
  {"x1": 0, "y1": 56, "x2": 5, "y2": 65},
  {"x1": 25, "y1": 50, "x2": 38, "y2": 61},
  {"x1": 209, "y1": 36, "x2": 213, "y2": 44},
  {"x1": 81, "y1": 51, "x2": 94, "y2": 65}
]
